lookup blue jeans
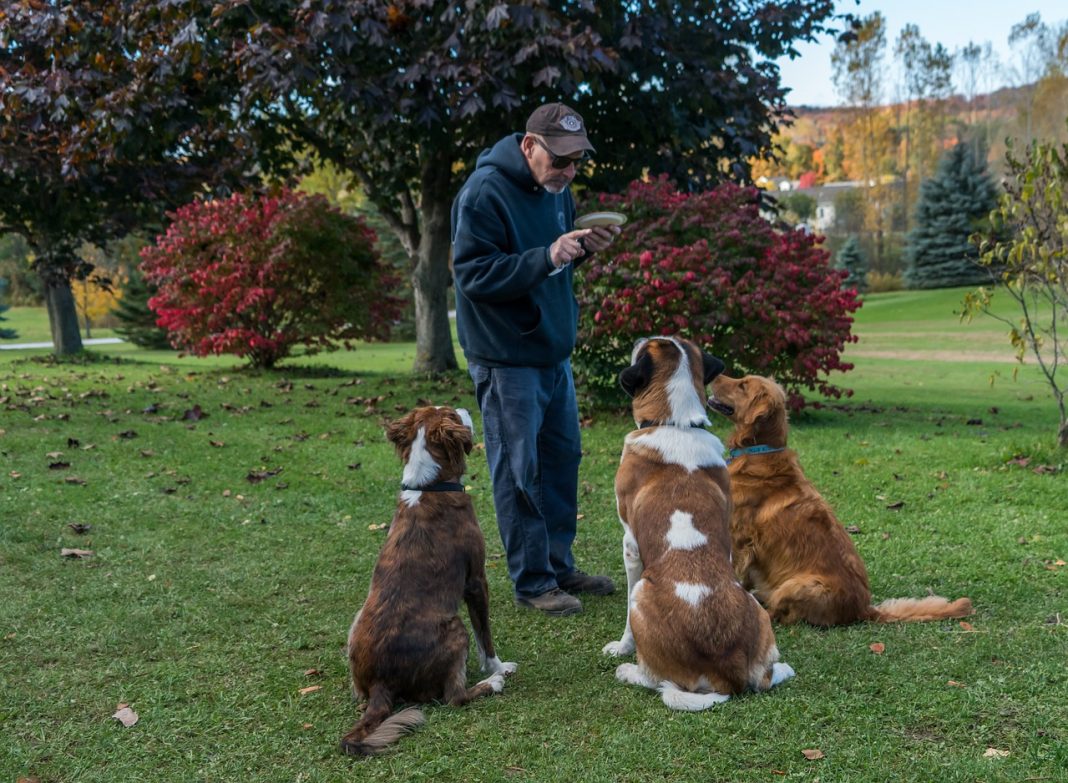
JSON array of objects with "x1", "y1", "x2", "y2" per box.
[{"x1": 468, "y1": 361, "x2": 582, "y2": 599}]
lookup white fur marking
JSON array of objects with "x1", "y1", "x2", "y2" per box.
[
  {"x1": 616, "y1": 663, "x2": 659, "y2": 690},
  {"x1": 627, "y1": 427, "x2": 726, "y2": 473},
  {"x1": 476, "y1": 672, "x2": 506, "y2": 694},
  {"x1": 771, "y1": 662, "x2": 795, "y2": 687},
  {"x1": 401, "y1": 425, "x2": 440, "y2": 488},
  {"x1": 456, "y1": 407, "x2": 475, "y2": 438},
  {"x1": 662, "y1": 337, "x2": 712, "y2": 427},
  {"x1": 400, "y1": 489, "x2": 422, "y2": 508},
  {"x1": 658, "y1": 681, "x2": 730, "y2": 711},
  {"x1": 484, "y1": 656, "x2": 518, "y2": 676},
  {"x1": 674, "y1": 581, "x2": 712, "y2": 607},
  {"x1": 666, "y1": 510, "x2": 708, "y2": 550}
]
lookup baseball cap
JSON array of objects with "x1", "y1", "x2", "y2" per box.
[{"x1": 525, "y1": 103, "x2": 596, "y2": 157}]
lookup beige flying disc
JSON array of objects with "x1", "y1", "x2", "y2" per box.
[{"x1": 574, "y1": 211, "x2": 628, "y2": 229}]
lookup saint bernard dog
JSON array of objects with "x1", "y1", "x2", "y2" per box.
[
  {"x1": 709, "y1": 374, "x2": 974, "y2": 626},
  {"x1": 602, "y1": 337, "x2": 794, "y2": 710},
  {"x1": 342, "y1": 406, "x2": 516, "y2": 755}
]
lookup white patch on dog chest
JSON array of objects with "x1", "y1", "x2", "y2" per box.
[
  {"x1": 666, "y1": 510, "x2": 708, "y2": 550},
  {"x1": 663, "y1": 339, "x2": 711, "y2": 427},
  {"x1": 674, "y1": 581, "x2": 712, "y2": 607},
  {"x1": 627, "y1": 428, "x2": 726, "y2": 473}
]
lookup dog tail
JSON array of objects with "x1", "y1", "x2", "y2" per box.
[
  {"x1": 869, "y1": 595, "x2": 973, "y2": 623},
  {"x1": 340, "y1": 683, "x2": 425, "y2": 756}
]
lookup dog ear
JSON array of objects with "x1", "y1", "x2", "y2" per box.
[
  {"x1": 618, "y1": 351, "x2": 653, "y2": 398},
  {"x1": 385, "y1": 410, "x2": 418, "y2": 453},
  {"x1": 701, "y1": 352, "x2": 725, "y2": 385},
  {"x1": 432, "y1": 414, "x2": 473, "y2": 467}
]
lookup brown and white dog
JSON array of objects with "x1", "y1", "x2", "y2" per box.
[
  {"x1": 709, "y1": 374, "x2": 974, "y2": 626},
  {"x1": 603, "y1": 337, "x2": 794, "y2": 710},
  {"x1": 341, "y1": 406, "x2": 516, "y2": 756}
]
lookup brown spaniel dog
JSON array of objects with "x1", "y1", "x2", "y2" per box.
[
  {"x1": 342, "y1": 406, "x2": 516, "y2": 755},
  {"x1": 603, "y1": 338, "x2": 794, "y2": 710},
  {"x1": 709, "y1": 374, "x2": 973, "y2": 627}
]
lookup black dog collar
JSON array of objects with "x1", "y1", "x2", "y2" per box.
[{"x1": 401, "y1": 481, "x2": 466, "y2": 492}]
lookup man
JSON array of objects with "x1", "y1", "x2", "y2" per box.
[{"x1": 451, "y1": 102, "x2": 621, "y2": 616}]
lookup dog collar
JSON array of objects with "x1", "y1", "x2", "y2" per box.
[
  {"x1": 727, "y1": 445, "x2": 785, "y2": 461},
  {"x1": 638, "y1": 420, "x2": 706, "y2": 429},
  {"x1": 401, "y1": 481, "x2": 466, "y2": 492}
]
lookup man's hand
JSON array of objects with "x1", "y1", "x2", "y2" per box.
[{"x1": 550, "y1": 226, "x2": 621, "y2": 268}]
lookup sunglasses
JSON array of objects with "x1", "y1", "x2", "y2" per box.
[{"x1": 533, "y1": 137, "x2": 590, "y2": 170}]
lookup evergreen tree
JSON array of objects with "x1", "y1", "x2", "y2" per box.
[
  {"x1": 0, "y1": 278, "x2": 16, "y2": 339},
  {"x1": 836, "y1": 237, "x2": 868, "y2": 292},
  {"x1": 113, "y1": 266, "x2": 170, "y2": 349},
  {"x1": 905, "y1": 140, "x2": 1000, "y2": 289}
]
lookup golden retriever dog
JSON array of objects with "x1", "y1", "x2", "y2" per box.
[
  {"x1": 341, "y1": 406, "x2": 516, "y2": 756},
  {"x1": 603, "y1": 337, "x2": 794, "y2": 710},
  {"x1": 709, "y1": 374, "x2": 973, "y2": 627}
]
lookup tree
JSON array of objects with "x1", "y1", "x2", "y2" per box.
[
  {"x1": 574, "y1": 177, "x2": 860, "y2": 410},
  {"x1": 967, "y1": 137, "x2": 1068, "y2": 448},
  {"x1": 230, "y1": 0, "x2": 845, "y2": 373},
  {"x1": 113, "y1": 266, "x2": 171, "y2": 350},
  {"x1": 140, "y1": 190, "x2": 401, "y2": 369},
  {"x1": 905, "y1": 140, "x2": 999, "y2": 289},
  {"x1": 836, "y1": 237, "x2": 867, "y2": 292},
  {"x1": 0, "y1": 2, "x2": 284, "y2": 356},
  {"x1": 0, "y1": 278, "x2": 16, "y2": 339}
]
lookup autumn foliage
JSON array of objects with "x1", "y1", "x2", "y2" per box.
[
  {"x1": 140, "y1": 190, "x2": 400, "y2": 368},
  {"x1": 574, "y1": 178, "x2": 861, "y2": 410}
]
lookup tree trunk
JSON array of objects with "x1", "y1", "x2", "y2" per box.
[
  {"x1": 409, "y1": 159, "x2": 458, "y2": 376},
  {"x1": 42, "y1": 270, "x2": 84, "y2": 355},
  {"x1": 1059, "y1": 418, "x2": 1067, "y2": 449},
  {"x1": 411, "y1": 193, "x2": 458, "y2": 375}
]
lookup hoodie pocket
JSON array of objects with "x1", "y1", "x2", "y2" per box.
[{"x1": 515, "y1": 301, "x2": 542, "y2": 336}]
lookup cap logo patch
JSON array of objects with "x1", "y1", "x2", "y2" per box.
[{"x1": 559, "y1": 115, "x2": 582, "y2": 132}]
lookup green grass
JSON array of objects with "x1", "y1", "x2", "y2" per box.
[{"x1": 1, "y1": 292, "x2": 1065, "y2": 782}]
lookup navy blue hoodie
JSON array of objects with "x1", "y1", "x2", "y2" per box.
[{"x1": 451, "y1": 133, "x2": 578, "y2": 368}]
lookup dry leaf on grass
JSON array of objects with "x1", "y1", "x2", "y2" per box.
[
  {"x1": 112, "y1": 705, "x2": 139, "y2": 727},
  {"x1": 801, "y1": 748, "x2": 825, "y2": 760},
  {"x1": 959, "y1": 621, "x2": 975, "y2": 631},
  {"x1": 299, "y1": 685, "x2": 322, "y2": 695},
  {"x1": 61, "y1": 548, "x2": 94, "y2": 558},
  {"x1": 869, "y1": 642, "x2": 885, "y2": 654},
  {"x1": 983, "y1": 747, "x2": 1010, "y2": 758}
]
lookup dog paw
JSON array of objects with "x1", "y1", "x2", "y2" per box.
[
  {"x1": 478, "y1": 672, "x2": 506, "y2": 694},
  {"x1": 497, "y1": 660, "x2": 518, "y2": 676},
  {"x1": 483, "y1": 655, "x2": 517, "y2": 676},
  {"x1": 771, "y1": 662, "x2": 795, "y2": 686},
  {"x1": 602, "y1": 638, "x2": 635, "y2": 657}
]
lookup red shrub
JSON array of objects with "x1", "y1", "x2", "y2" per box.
[
  {"x1": 575, "y1": 177, "x2": 860, "y2": 410},
  {"x1": 140, "y1": 190, "x2": 401, "y2": 368}
]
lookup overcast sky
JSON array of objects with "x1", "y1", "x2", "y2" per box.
[{"x1": 775, "y1": 0, "x2": 1068, "y2": 107}]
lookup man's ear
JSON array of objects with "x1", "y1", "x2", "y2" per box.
[
  {"x1": 619, "y1": 351, "x2": 653, "y2": 398},
  {"x1": 702, "y1": 352, "x2": 725, "y2": 385}
]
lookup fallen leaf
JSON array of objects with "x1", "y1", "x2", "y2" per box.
[
  {"x1": 304, "y1": 668, "x2": 321, "y2": 677},
  {"x1": 982, "y1": 747, "x2": 1010, "y2": 758},
  {"x1": 299, "y1": 685, "x2": 322, "y2": 695},
  {"x1": 347, "y1": 463, "x2": 361, "y2": 470},
  {"x1": 117, "y1": 430, "x2": 138, "y2": 439},
  {"x1": 182, "y1": 405, "x2": 207, "y2": 421},
  {"x1": 885, "y1": 501, "x2": 905, "y2": 510},
  {"x1": 959, "y1": 621, "x2": 975, "y2": 632},
  {"x1": 68, "y1": 522, "x2": 92, "y2": 534},
  {"x1": 947, "y1": 680, "x2": 965, "y2": 687},
  {"x1": 46, "y1": 450, "x2": 64, "y2": 459},
  {"x1": 869, "y1": 642, "x2": 885, "y2": 654},
  {"x1": 112, "y1": 705, "x2": 139, "y2": 727},
  {"x1": 845, "y1": 525, "x2": 861, "y2": 534},
  {"x1": 48, "y1": 461, "x2": 71, "y2": 470},
  {"x1": 302, "y1": 722, "x2": 314, "y2": 730},
  {"x1": 246, "y1": 468, "x2": 283, "y2": 484},
  {"x1": 368, "y1": 523, "x2": 388, "y2": 531},
  {"x1": 64, "y1": 476, "x2": 87, "y2": 485},
  {"x1": 61, "y1": 548, "x2": 94, "y2": 558},
  {"x1": 801, "y1": 748, "x2": 825, "y2": 760},
  {"x1": 209, "y1": 440, "x2": 225, "y2": 448}
]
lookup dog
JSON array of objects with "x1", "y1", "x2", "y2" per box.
[
  {"x1": 341, "y1": 406, "x2": 516, "y2": 756},
  {"x1": 708, "y1": 374, "x2": 974, "y2": 626},
  {"x1": 602, "y1": 337, "x2": 794, "y2": 711}
]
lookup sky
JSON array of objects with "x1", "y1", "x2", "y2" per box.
[{"x1": 775, "y1": 0, "x2": 1068, "y2": 108}]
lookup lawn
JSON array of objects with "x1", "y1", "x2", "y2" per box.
[{"x1": 1, "y1": 290, "x2": 1065, "y2": 782}]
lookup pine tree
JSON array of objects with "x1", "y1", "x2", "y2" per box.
[
  {"x1": 836, "y1": 237, "x2": 868, "y2": 292},
  {"x1": 905, "y1": 140, "x2": 1000, "y2": 289},
  {"x1": 113, "y1": 266, "x2": 171, "y2": 349},
  {"x1": 0, "y1": 278, "x2": 17, "y2": 339}
]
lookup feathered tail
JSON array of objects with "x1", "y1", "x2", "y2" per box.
[
  {"x1": 869, "y1": 595, "x2": 973, "y2": 623},
  {"x1": 340, "y1": 683, "x2": 425, "y2": 756}
]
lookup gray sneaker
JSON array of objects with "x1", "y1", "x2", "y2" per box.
[{"x1": 516, "y1": 588, "x2": 583, "y2": 617}]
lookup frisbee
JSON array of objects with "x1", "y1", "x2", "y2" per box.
[{"x1": 574, "y1": 211, "x2": 628, "y2": 229}]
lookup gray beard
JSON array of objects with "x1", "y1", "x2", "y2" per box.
[{"x1": 544, "y1": 182, "x2": 567, "y2": 195}]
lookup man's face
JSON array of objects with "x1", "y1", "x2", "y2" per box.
[{"x1": 522, "y1": 135, "x2": 585, "y2": 194}]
